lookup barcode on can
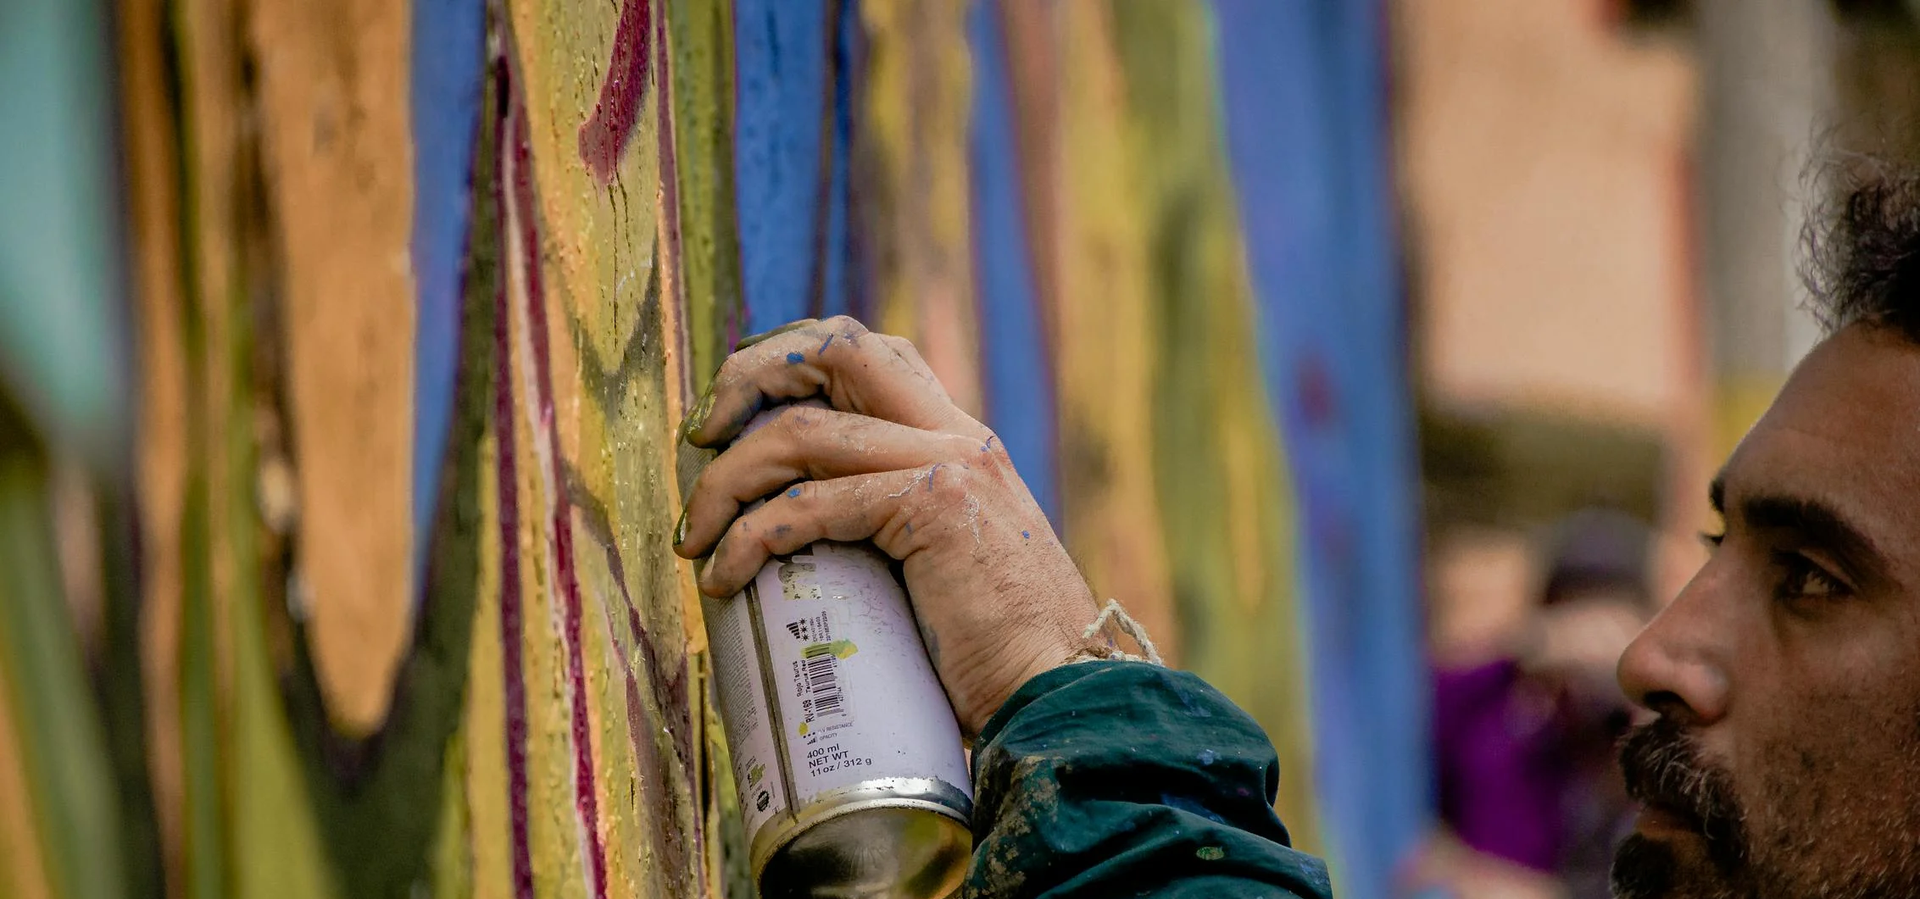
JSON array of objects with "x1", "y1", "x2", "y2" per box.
[{"x1": 802, "y1": 644, "x2": 846, "y2": 721}]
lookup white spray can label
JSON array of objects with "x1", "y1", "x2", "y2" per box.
[{"x1": 703, "y1": 405, "x2": 971, "y2": 874}]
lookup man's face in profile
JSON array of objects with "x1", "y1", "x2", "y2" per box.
[{"x1": 1611, "y1": 324, "x2": 1920, "y2": 899}]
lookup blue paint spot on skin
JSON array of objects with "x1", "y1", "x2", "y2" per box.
[
  {"x1": 787, "y1": 486, "x2": 803, "y2": 498},
  {"x1": 924, "y1": 464, "x2": 942, "y2": 492},
  {"x1": 819, "y1": 333, "x2": 834, "y2": 354},
  {"x1": 1021, "y1": 530, "x2": 1030, "y2": 539},
  {"x1": 786, "y1": 351, "x2": 806, "y2": 364},
  {"x1": 1198, "y1": 749, "x2": 1218, "y2": 766},
  {"x1": 772, "y1": 524, "x2": 792, "y2": 538},
  {"x1": 904, "y1": 522, "x2": 913, "y2": 535}
]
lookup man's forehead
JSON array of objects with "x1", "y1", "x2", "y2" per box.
[{"x1": 1723, "y1": 325, "x2": 1920, "y2": 537}]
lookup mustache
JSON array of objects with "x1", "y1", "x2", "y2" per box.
[{"x1": 1617, "y1": 717, "x2": 1749, "y2": 872}]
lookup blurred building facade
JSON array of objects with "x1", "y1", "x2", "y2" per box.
[
  {"x1": 1402, "y1": 3, "x2": 1920, "y2": 894},
  {"x1": 1400, "y1": 0, "x2": 1920, "y2": 589}
]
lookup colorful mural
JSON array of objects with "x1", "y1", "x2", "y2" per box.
[{"x1": 0, "y1": 1, "x2": 1428, "y2": 898}]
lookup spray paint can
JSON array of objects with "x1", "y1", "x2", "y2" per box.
[{"x1": 704, "y1": 403, "x2": 973, "y2": 899}]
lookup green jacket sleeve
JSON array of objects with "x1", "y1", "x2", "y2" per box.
[{"x1": 961, "y1": 661, "x2": 1334, "y2": 899}]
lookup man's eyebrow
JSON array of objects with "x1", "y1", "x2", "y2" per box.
[{"x1": 1738, "y1": 491, "x2": 1892, "y2": 584}]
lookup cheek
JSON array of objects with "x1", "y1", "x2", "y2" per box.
[{"x1": 1736, "y1": 647, "x2": 1920, "y2": 844}]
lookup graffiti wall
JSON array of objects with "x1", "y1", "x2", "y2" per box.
[{"x1": 0, "y1": 1, "x2": 1426, "y2": 897}]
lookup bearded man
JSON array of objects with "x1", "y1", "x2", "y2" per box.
[{"x1": 1609, "y1": 168, "x2": 1920, "y2": 899}]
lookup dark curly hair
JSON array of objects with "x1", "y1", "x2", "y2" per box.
[{"x1": 1803, "y1": 158, "x2": 1920, "y2": 342}]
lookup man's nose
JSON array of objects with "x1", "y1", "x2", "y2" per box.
[{"x1": 1616, "y1": 566, "x2": 1733, "y2": 726}]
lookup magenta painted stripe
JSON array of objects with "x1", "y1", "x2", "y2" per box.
[
  {"x1": 493, "y1": 58, "x2": 537, "y2": 899},
  {"x1": 598, "y1": 599, "x2": 695, "y2": 891},
  {"x1": 509, "y1": 84, "x2": 612, "y2": 899},
  {"x1": 579, "y1": 0, "x2": 653, "y2": 183},
  {"x1": 572, "y1": 494, "x2": 703, "y2": 893}
]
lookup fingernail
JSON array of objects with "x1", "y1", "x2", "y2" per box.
[
  {"x1": 733, "y1": 320, "x2": 811, "y2": 351},
  {"x1": 679, "y1": 382, "x2": 716, "y2": 441},
  {"x1": 673, "y1": 508, "x2": 689, "y2": 547},
  {"x1": 696, "y1": 556, "x2": 724, "y2": 598}
]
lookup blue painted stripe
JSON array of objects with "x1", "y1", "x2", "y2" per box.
[
  {"x1": 966, "y1": 0, "x2": 1059, "y2": 527},
  {"x1": 734, "y1": 0, "x2": 832, "y2": 333},
  {"x1": 818, "y1": 0, "x2": 859, "y2": 320},
  {"x1": 1211, "y1": 2, "x2": 1431, "y2": 896},
  {"x1": 408, "y1": 0, "x2": 487, "y2": 591}
]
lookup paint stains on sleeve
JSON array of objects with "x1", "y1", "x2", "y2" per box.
[{"x1": 579, "y1": 0, "x2": 654, "y2": 184}]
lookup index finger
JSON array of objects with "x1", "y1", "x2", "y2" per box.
[{"x1": 681, "y1": 316, "x2": 980, "y2": 447}]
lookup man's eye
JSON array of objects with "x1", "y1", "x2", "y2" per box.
[
  {"x1": 1774, "y1": 552, "x2": 1847, "y2": 601},
  {"x1": 1699, "y1": 530, "x2": 1726, "y2": 549}
]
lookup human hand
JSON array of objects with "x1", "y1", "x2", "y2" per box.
[{"x1": 672, "y1": 317, "x2": 1104, "y2": 736}]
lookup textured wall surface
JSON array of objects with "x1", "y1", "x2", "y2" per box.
[{"x1": 0, "y1": 1, "x2": 1427, "y2": 897}]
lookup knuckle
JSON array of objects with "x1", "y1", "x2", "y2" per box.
[
  {"x1": 926, "y1": 464, "x2": 971, "y2": 507},
  {"x1": 713, "y1": 350, "x2": 746, "y2": 387},
  {"x1": 769, "y1": 404, "x2": 815, "y2": 439},
  {"x1": 969, "y1": 431, "x2": 1017, "y2": 480},
  {"x1": 935, "y1": 431, "x2": 979, "y2": 460},
  {"x1": 753, "y1": 520, "x2": 784, "y2": 557},
  {"x1": 983, "y1": 430, "x2": 1014, "y2": 466},
  {"x1": 823, "y1": 315, "x2": 870, "y2": 338}
]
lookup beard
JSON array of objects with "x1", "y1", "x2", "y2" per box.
[
  {"x1": 1610, "y1": 718, "x2": 1747, "y2": 899},
  {"x1": 1610, "y1": 717, "x2": 1920, "y2": 899}
]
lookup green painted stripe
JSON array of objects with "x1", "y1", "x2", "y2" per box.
[{"x1": 0, "y1": 447, "x2": 128, "y2": 899}]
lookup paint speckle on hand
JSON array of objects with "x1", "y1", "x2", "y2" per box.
[
  {"x1": 772, "y1": 524, "x2": 791, "y2": 538},
  {"x1": 1021, "y1": 530, "x2": 1031, "y2": 540},
  {"x1": 786, "y1": 486, "x2": 802, "y2": 498},
  {"x1": 1197, "y1": 846, "x2": 1225, "y2": 862},
  {"x1": 786, "y1": 351, "x2": 806, "y2": 364},
  {"x1": 819, "y1": 333, "x2": 834, "y2": 354}
]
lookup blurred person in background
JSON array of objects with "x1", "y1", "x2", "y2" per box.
[{"x1": 1425, "y1": 510, "x2": 1655, "y2": 899}]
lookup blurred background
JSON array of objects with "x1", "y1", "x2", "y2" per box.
[{"x1": 0, "y1": 1, "x2": 1910, "y2": 898}]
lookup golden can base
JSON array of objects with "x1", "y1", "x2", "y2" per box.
[{"x1": 753, "y1": 777, "x2": 973, "y2": 899}]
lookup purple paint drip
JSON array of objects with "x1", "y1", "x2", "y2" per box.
[
  {"x1": 579, "y1": 0, "x2": 654, "y2": 184},
  {"x1": 492, "y1": 68, "x2": 536, "y2": 896},
  {"x1": 600, "y1": 599, "x2": 695, "y2": 891},
  {"x1": 512, "y1": 87, "x2": 612, "y2": 899}
]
